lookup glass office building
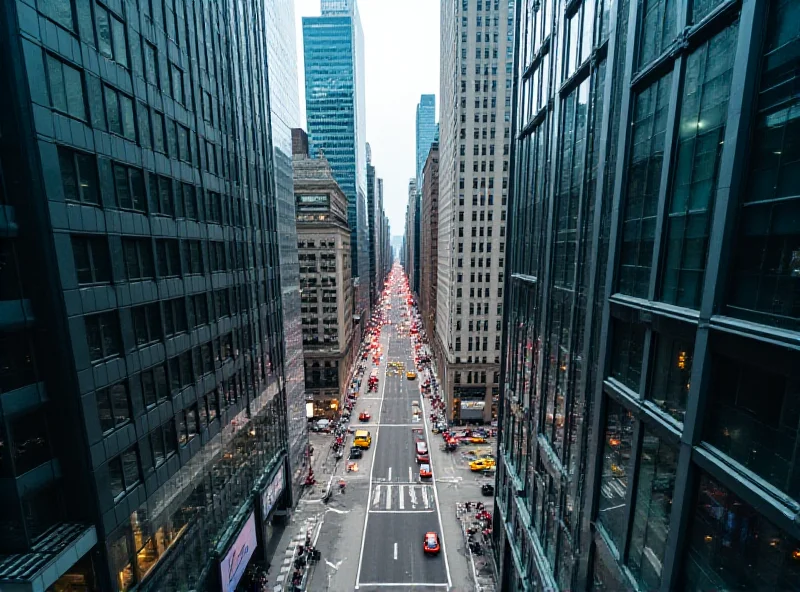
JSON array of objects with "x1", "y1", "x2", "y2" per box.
[
  {"x1": 0, "y1": 0, "x2": 291, "y2": 590},
  {"x1": 416, "y1": 94, "x2": 437, "y2": 188},
  {"x1": 303, "y1": 0, "x2": 370, "y2": 326},
  {"x1": 496, "y1": 0, "x2": 800, "y2": 589},
  {"x1": 265, "y1": 0, "x2": 308, "y2": 506}
]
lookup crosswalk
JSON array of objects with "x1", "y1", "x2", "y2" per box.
[{"x1": 370, "y1": 483, "x2": 435, "y2": 512}]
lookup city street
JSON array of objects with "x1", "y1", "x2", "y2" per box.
[{"x1": 266, "y1": 264, "x2": 495, "y2": 592}]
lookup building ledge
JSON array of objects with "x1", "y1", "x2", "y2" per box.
[{"x1": 0, "y1": 523, "x2": 97, "y2": 592}]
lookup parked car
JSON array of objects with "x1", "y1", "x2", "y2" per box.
[{"x1": 349, "y1": 446, "x2": 363, "y2": 460}]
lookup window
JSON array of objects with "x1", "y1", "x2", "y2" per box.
[
  {"x1": 140, "y1": 364, "x2": 168, "y2": 407},
  {"x1": 72, "y1": 235, "x2": 111, "y2": 284},
  {"x1": 40, "y1": 0, "x2": 75, "y2": 30},
  {"x1": 660, "y1": 25, "x2": 738, "y2": 309},
  {"x1": 9, "y1": 410, "x2": 51, "y2": 474},
  {"x1": 85, "y1": 312, "x2": 122, "y2": 362},
  {"x1": 597, "y1": 400, "x2": 633, "y2": 549},
  {"x1": 131, "y1": 303, "x2": 161, "y2": 347},
  {"x1": 206, "y1": 390, "x2": 219, "y2": 423},
  {"x1": 148, "y1": 174, "x2": 173, "y2": 216},
  {"x1": 618, "y1": 73, "x2": 672, "y2": 297},
  {"x1": 637, "y1": 0, "x2": 677, "y2": 69},
  {"x1": 150, "y1": 421, "x2": 176, "y2": 466},
  {"x1": 649, "y1": 332, "x2": 693, "y2": 423},
  {"x1": 177, "y1": 124, "x2": 190, "y2": 162},
  {"x1": 725, "y1": 0, "x2": 800, "y2": 331},
  {"x1": 96, "y1": 382, "x2": 130, "y2": 433},
  {"x1": 122, "y1": 237, "x2": 155, "y2": 280},
  {"x1": 46, "y1": 55, "x2": 85, "y2": 120},
  {"x1": 170, "y1": 63, "x2": 184, "y2": 103},
  {"x1": 190, "y1": 293, "x2": 210, "y2": 327},
  {"x1": 113, "y1": 164, "x2": 147, "y2": 211},
  {"x1": 108, "y1": 447, "x2": 139, "y2": 498},
  {"x1": 704, "y1": 347, "x2": 800, "y2": 497},
  {"x1": 163, "y1": 298, "x2": 188, "y2": 337},
  {"x1": 137, "y1": 103, "x2": 151, "y2": 149},
  {"x1": 682, "y1": 472, "x2": 800, "y2": 589},
  {"x1": 156, "y1": 239, "x2": 181, "y2": 277},
  {"x1": 143, "y1": 41, "x2": 159, "y2": 87},
  {"x1": 95, "y1": 3, "x2": 128, "y2": 67},
  {"x1": 610, "y1": 319, "x2": 646, "y2": 392},
  {"x1": 168, "y1": 351, "x2": 193, "y2": 393},
  {"x1": 152, "y1": 111, "x2": 166, "y2": 153},
  {"x1": 183, "y1": 240, "x2": 204, "y2": 275},
  {"x1": 626, "y1": 431, "x2": 677, "y2": 590},
  {"x1": 104, "y1": 86, "x2": 135, "y2": 141},
  {"x1": 59, "y1": 148, "x2": 99, "y2": 205}
]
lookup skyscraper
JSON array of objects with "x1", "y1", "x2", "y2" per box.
[
  {"x1": 366, "y1": 144, "x2": 378, "y2": 307},
  {"x1": 265, "y1": 0, "x2": 307, "y2": 506},
  {"x1": 0, "y1": 0, "x2": 291, "y2": 590},
  {"x1": 420, "y1": 141, "x2": 439, "y2": 342},
  {"x1": 416, "y1": 94, "x2": 437, "y2": 187},
  {"x1": 303, "y1": 0, "x2": 370, "y2": 330},
  {"x1": 435, "y1": 0, "x2": 513, "y2": 426},
  {"x1": 495, "y1": 0, "x2": 800, "y2": 589}
]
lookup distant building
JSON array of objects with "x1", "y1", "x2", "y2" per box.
[
  {"x1": 404, "y1": 179, "x2": 420, "y2": 296},
  {"x1": 303, "y1": 0, "x2": 370, "y2": 332},
  {"x1": 415, "y1": 94, "x2": 437, "y2": 188},
  {"x1": 292, "y1": 130, "x2": 355, "y2": 419},
  {"x1": 420, "y1": 141, "x2": 439, "y2": 342}
]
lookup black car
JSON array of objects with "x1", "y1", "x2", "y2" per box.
[
  {"x1": 481, "y1": 483, "x2": 494, "y2": 496},
  {"x1": 349, "y1": 447, "x2": 363, "y2": 460}
]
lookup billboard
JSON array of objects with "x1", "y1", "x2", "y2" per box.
[
  {"x1": 261, "y1": 464, "x2": 286, "y2": 520},
  {"x1": 220, "y1": 511, "x2": 257, "y2": 592}
]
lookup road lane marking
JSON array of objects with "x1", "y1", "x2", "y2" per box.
[
  {"x1": 399, "y1": 486, "x2": 404, "y2": 509},
  {"x1": 358, "y1": 583, "x2": 449, "y2": 587},
  {"x1": 388, "y1": 467, "x2": 392, "y2": 481},
  {"x1": 393, "y1": 542, "x2": 398, "y2": 560},
  {"x1": 422, "y1": 486, "x2": 429, "y2": 508},
  {"x1": 373, "y1": 485, "x2": 381, "y2": 507},
  {"x1": 420, "y1": 392, "x2": 453, "y2": 588},
  {"x1": 368, "y1": 510, "x2": 435, "y2": 514},
  {"x1": 409, "y1": 485, "x2": 418, "y2": 507},
  {"x1": 386, "y1": 487, "x2": 391, "y2": 510},
  {"x1": 355, "y1": 331, "x2": 391, "y2": 590},
  {"x1": 409, "y1": 466, "x2": 413, "y2": 482}
]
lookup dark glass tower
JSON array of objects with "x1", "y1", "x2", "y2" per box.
[
  {"x1": 496, "y1": 0, "x2": 800, "y2": 589},
  {"x1": 0, "y1": 0, "x2": 291, "y2": 590}
]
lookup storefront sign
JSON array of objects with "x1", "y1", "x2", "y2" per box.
[
  {"x1": 261, "y1": 465, "x2": 285, "y2": 520},
  {"x1": 297, "y1": 194, "x2": 329, "y2": 211},
  {"x1": 461, "y1": 400, "x2": 486, "y2": 410},
  {"x1": 306, "y1": 402, "x2": 315, "y2": 418},
  {"x1": 220, "y1": 511, "x2": 257, "y2": 592}
]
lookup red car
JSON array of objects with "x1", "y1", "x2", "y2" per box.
[
  {"x1": 359, "y1": 412, "x2": 371, "y2": 422},
  {"x1": 423, "y1": 532, "x2": 440, "y2": 555}
]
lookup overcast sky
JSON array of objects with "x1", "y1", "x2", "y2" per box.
[{"x1": 293, "y1": 0, "x2": 440, "y2": 237}]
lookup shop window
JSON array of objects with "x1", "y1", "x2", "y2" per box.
[
  {"x1": 597, "y1": 399, "x2": 634, "y2": 549},
  {"x1": 122, "y1": 237, "x2": 155, "y2": 281},
  {"x1": 626, "y1": 430, "x2": 677, "y2": 589},
  {"x1": 660, "y1": 24, "x2": 738, "y2": 309},
  {"x1": 72, "y1": 235, "x2": 112, "y2": 285},
  {"x1": 703, "y1": 352, "x2": 800, "y2": 497},
  {"x1": 95, "y1": 3, "x2": 128, "y2": 67},
  {"x1": 46, "y1": 55, "x2": 85, "y2": 120},
  {"x1": 725, "y1": 0, "x2": 800, "y2": 331},
  {"x1": 109, "y1": 529, "x2": 135, "y2": 591},
  {"x1": 610, "y1": 319, "x2": 646, "y2": 392},
  {"x1": 649, "y1": 332, "x2": 693, "y2": 423},
  {"x1": 619, "y1": 73, "x2": 672, "y2": 297},
  {"x1": 58, "y1": 147, "x2": 99, "y2": 205},
  {"x1": 96, "y1": 381, "x2": 130, "y2": 433},
  {"x1": 85, "y1": 312, "x2": 122, "y2": 363},
  {"x1": 681, "y1": 472, "x2": 800, "y2": 589},
  {"x1": 10, "y1": 409, "x2": 51, "y2": 475},
  {"x1": 108, "y1": 447, "x2": 140, "y2": 499}
]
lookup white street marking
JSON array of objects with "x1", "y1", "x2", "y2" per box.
[
  {"x1": 409, "y1": 485, "x2": 418, "y2": 507},
  {"x1": 386, "y1": 487, "x2": 391, "y2": 510},
  {"x1": 387, "y1": 467, "x2": 392, "y2": 481},
  {"x1": 399, "y1": 486, "x2": 404, "y2": 509},
  {"x1": 393, "y1": 542, "x2": 398, "y2": 560},
  {"x1": 409, "y1": 466, "x2": 413, "y2": 482},
  {"x1": 373, "y1": 485, "x2": 381, "y2": 507}
]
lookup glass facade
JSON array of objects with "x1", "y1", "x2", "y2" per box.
[
  {"x1": 497, "y1": 0, "x2": 800, "y2": 589},
  {"x1": 303, "y1": 1, "x2": 370, "y2": 323},
  {"x1": 0, "y1": 0, "x2": 291, "y2": 589},
  {"x1": 416, "y1": 94, "x2": 437, "y2": 188}
]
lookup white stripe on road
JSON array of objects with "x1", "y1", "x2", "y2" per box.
[
  {"x1": 409, "y1": 466, "x2": 413, "y2": 482},
  {"x1": 393, "y1": 542, "x2": 398, "y2": 560},
  {"x1": 358, "y1": 583, "x2": 448, "y2": 587},
  {"x1": 387, "y1": 467, "x2": 392, "y2": 481},
  {"x1": 373, "y1": 485, "x2": 381, "y2": 507},
  {"x1": 422, "y1": 486, "x2": 429, "y2": 508},
  {"x1": 399, "y1": 486, "x2": 404, "y2": 509},
  {"x1": 386, "y1": 487, "x2": 391, "y2": 510},
  {"x1": 409, "y1": 485, "x2": 418, "y2": 507},
  {"x1": 368, "y1": 510, "x2": 435, "y2": 514}
]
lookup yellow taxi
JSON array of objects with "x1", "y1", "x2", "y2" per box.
[
  {"x1": 469, "y1": 458, "x2": 496, "y2": 472},
  {"x1": 353, "y1": 430, "x2": 372, "y2": 449},
  {"x1": 406, "y1": 371, "x2": 417, "y2": 380}
]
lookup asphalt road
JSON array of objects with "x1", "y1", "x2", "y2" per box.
[{"x1": 356, "y1": 270, "x2": 451, "y2": 590}]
